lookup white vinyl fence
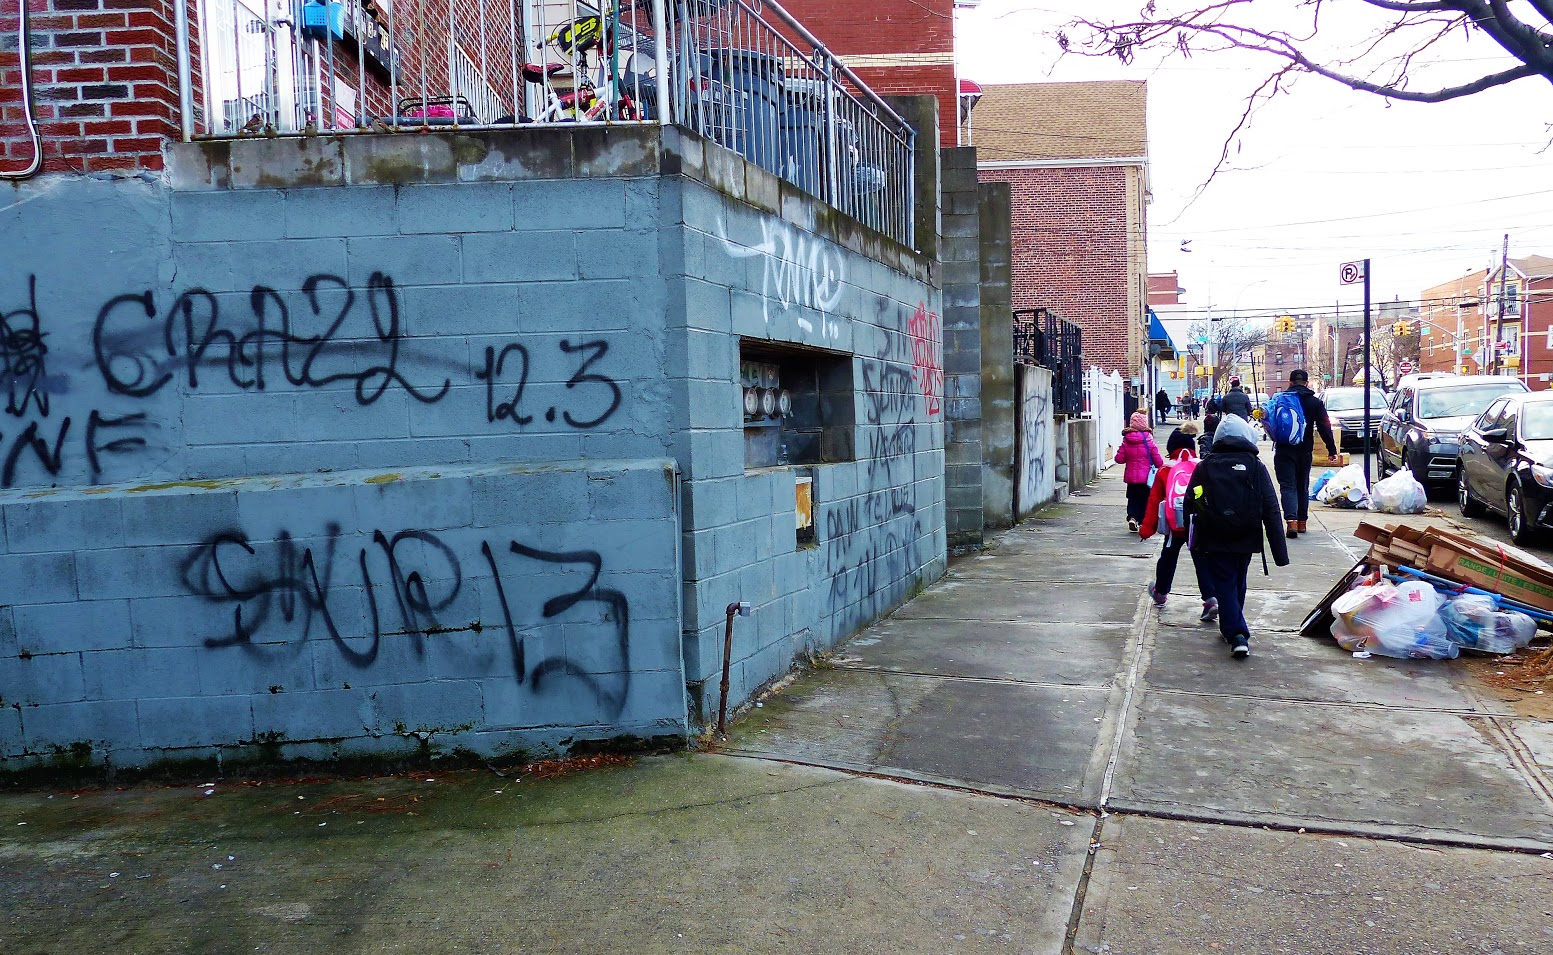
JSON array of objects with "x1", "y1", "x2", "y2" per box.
[{"x1": 1085, "y1": 367, "x2": 1125, "y2": 474}]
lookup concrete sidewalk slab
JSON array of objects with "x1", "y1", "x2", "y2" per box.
[
  {"x1": 839, "y1": 617, "x2": 1131, "y2": 686},
  {"x1": 1149, "y1": 618, "x2": 1504, "y2": 713},
  {"x1": 891, "y1": 578, "x2": 1145, "y2": 626},
  {"x1": 0, "y1": 754, "x2": 1096, "y2": 955},
  {"x1": 1074, "y1": 814, "x2": 1553, "y2": 955},
  {"x1": 951, "y1": 551, "x2": 1157, "y2": 585},
  {"x1": 1110, "y1": 689, "x2": 1553, "y2": 848},
  {"x1": 730, "y1": 669, "x2": 1114, "y2": 805}
]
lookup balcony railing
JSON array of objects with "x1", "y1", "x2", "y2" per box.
[
  {"x1": 176, "y1": 0, "x2": 916, "y2": 245},
  {"x1": 1013, "y1": 307, "x2": 1083, "y2": 416}
]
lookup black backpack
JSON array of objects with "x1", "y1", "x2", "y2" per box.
[{"x1": 1192, "y1": 453, "x2": 1264, "y2": 537}]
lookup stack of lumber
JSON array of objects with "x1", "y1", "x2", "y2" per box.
[{"x1": 1353, "y1": 522, "x2": 1553, "y2": 614}]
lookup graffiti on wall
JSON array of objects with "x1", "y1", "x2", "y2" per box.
[
  {"x1": 719, "y1": 218, "x2": 846, "y2": 341},
  {"x1": 907, "y1": 302, "x2": 942, "y2": 418},
  {"x1": 181, "y1": 521, "x2": 633, "y2": 717},
  {"x1": 0, "y1": 273, "x2": 626, "y2": 489},
  {"x1": 825, "y1": 312, "x2": 928, "y2": 629}
]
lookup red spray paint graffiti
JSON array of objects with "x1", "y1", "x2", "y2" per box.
[{"x1": 908, "y1": 303, "x2": 942, "y2": 417}]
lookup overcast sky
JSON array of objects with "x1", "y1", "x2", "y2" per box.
[{"x1": 955, "y1": 1, "x2": 1553, "y2": 332}]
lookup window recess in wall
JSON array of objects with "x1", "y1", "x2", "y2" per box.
[{"x1": 739, "y1": 341, "x2": 856, "y2": 471}]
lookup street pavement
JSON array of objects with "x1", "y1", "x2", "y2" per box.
[{"x1": 4, "y1": 429, "x2": 1553, "y2": 954}]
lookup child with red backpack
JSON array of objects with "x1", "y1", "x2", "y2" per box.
[{"x1": 1140, "y1": 421, "x2": 1211, "y2": 618}]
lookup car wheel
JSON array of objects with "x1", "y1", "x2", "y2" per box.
[
  {"x1": 1458, "y1": 468, "x2": 1485, "y2": 518},
  {"x1": 1507, "y1": 481, "x2": 1539, "y2": 545}
]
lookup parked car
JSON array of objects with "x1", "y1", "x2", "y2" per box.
[
  {"x1": 1457, "y1": 391, "x2": 1553, "y2": 544},
  {"x1": 1378, "y1": 375, "x2": 1529, "y2": 495},
  {"x1": 1321, "y1": 386, "x2": 1388, "y2": 452}
]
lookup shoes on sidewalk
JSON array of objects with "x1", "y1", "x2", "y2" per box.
[
  {"x1": 1231, "y1": 634, "x2": 1250, "y2": 659},
  {"x1": 1285, "y1": 520, "x2": 1299, "y2": 539},
  {"x1": 1200, "y1": 598, "x2": 1219, "y2": 622},
  {"x1": 1128, "y1": 518, "x2": 1139, "y2": 532},
  {"x1": 1297, "y1": 520, "x2": 1308, "y2": 533},
  {"x1": 1148, "y1": 583, "x2": 1167, "y2": 608}
]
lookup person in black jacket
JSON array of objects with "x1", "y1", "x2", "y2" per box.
[
  {"x1": 1184, "y1": 414, "x2": 1290, "y2": 659},
  {"x1": 1219, "y1": 376, "x2": 1254, "y2": 420},
  {"x1": 1273, "y1": 369, "x2": 1339, "y2": 539}
]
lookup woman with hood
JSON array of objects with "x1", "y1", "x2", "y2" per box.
[
  {"x1": 1115, "y1": 411, "x2": 1164, "y2": 532},
  {"x1": 1183, "y1": 414, "x2": 1290, "y2": 659}
]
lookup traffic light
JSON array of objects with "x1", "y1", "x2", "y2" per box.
[
  {"x1": 1393, "y1": 320, "x2": 1414, "y2": 337},
  {"x1": 1273, "y1": 316, "x2": 1298, "y2": 334}
]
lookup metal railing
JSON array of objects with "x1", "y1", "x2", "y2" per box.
[
  {"x1": 177, "y1": 0, "x2": 916, "y2": 245},
  {"x1": 1014, "y1": 307, "x2": 1083, "y2": 416}
]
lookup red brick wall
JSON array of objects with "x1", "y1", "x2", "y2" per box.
[
  {"x1": 2, "y1": 0, "x2": 185, "y2": 175},
  {"x1": 979, "y1": 164, "x2": 1137, "y2": 376}
]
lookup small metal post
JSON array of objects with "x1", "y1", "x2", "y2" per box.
[{"x1": 715, "y1": 601, "x2": 751, "y2": 738}]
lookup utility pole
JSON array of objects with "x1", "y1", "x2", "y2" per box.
[{"x1": 1492, "y1": 234, "x2": 1510, "y2": 375}]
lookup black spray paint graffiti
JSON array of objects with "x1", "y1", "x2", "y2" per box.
[
  {"x1": 0, "y1": 274, "x2": 626, "y2": 488},
  {"x1": 181, "y1": 524, "x2": 631, "y2": 718},
  {"x1": 1, "y1": 275, "x2": 56, "y2": 419},
  {"x1": 93, "y1": 272, "x2": 449, "y2": 403},
  {"x1": 826, "y1": 322, "x2": 928, "y2": 617},
  {"x1": 475, "y1": 339, "x2": 622, "y2": 428}
]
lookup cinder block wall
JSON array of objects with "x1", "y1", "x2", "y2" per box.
[
  {"x1": 668, "y1": 125, "x2": 946, "y2": 718},
  {"x1": 940, "y1": 146, "x2": 984, "y2": 547},
  {"x1": 0, "y1": 125, "x2": 944, "y2": 767},
  {"x1": 0, "y1": 129, "x2": 696, "y2": 768}
]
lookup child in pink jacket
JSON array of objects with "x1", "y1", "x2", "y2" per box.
[{"x1": 1115, "y1": 411, "x2": 1163, "y2": 532}]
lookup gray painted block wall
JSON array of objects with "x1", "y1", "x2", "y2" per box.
[
  {"x1": 674, "y1": 175, "x2": 947, "y2": 716},
  {"x1": 940, "y1": 147, "x2": 984, "y2": 547},
  {"x1": 0, "y1": 461, "x2": 685, "y2": 766}
]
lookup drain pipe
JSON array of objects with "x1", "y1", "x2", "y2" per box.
[
  {"x1": 715, "y1": 601, "x2": 752, "y2": 738},
  {"x1": 2, "y1": 0, "x2": 43, "y2": 179}
]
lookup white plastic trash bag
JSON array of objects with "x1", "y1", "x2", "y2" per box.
[
  {"x1": 1439, "y1": 594, "x2": 1539, "y2": 654},
  {"x1": 1370, "y1": 469, "x2": 1427, "y2": 514},
  {"x1": 1331, "y1": 579, "x2": 1457, "y2": 659},
  {"x1": 1317, "y1": 463, "x2": 1371, "y2": 509}
]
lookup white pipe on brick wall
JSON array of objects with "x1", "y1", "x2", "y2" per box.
[{"x1": 2, "y1": 0, "x2": 44, "y2": 178}]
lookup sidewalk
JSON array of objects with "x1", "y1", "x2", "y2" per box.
[{"x1": 3, "y1": 451, "x2": 1552, "y2": 954}]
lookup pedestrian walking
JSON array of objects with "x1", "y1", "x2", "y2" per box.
[
  {"x1": 1183, "y1": 414, "x2": 1290, "y2": 659},
  {"x1": 1220, "y1": 376, "x2": 1254, "y2": 420},
  {"x1": 1267, "y1": 369, "x2": 1338, "y2": 539},
  {"x1": 1141, "y1": 421, "x2": 1210, "y2": 616},
  {"x1": 1155, "y1": 388, "x2": 1173, "y2": 423},
  {"x1": 1115, "y1": 411, "x2": 1163, "y2": 533}
]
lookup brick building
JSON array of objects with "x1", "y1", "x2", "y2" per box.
[
  {"x1": 1417, "y1": 270, "x2": 1488, "y2": 376},
  {"x1": 972, "y1": 80, "x2": 1150, "y2": 381},
  {"x1": 1486, "y1": 255, "x2": 1553, "y2": 390}
]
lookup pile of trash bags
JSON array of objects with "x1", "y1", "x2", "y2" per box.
[
  {"x1": 1311, "y1": 465, "x2": 1427, "y2": 514},
  {"x1": 1316, "y1": 464, "x2": 1371, "y2": 509},
  {"x1": 1331, "y1": 579, "x2": 1538, "y2": 659}
]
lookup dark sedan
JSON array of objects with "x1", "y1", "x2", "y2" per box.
[
  {"x1": 1457, "y1": 392, "x2": 1553, "y2": 544},
  {"x1": 1380, "y1": 376, "x2": 1528, "y2": 496}
]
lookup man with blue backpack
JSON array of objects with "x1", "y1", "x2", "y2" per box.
[{"x1": 1267, "y1": 369, "x2": 1338, "y2": 539}]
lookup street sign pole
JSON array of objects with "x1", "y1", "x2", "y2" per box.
[
  {"x1": 1340, "y1": 259, "x2": 1371, "y2": 481},
  {"x1": 1362, "y1": 258, "x2": 1373, "y2": 485}
]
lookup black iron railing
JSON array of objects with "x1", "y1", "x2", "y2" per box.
[{"x1": 1013, "y1": 308, "x2": 1083, "y2": 415}]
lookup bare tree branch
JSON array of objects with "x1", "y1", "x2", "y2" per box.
[{"x1": 1062, "y1": 0, "x2": 1553, "y2": 102}]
